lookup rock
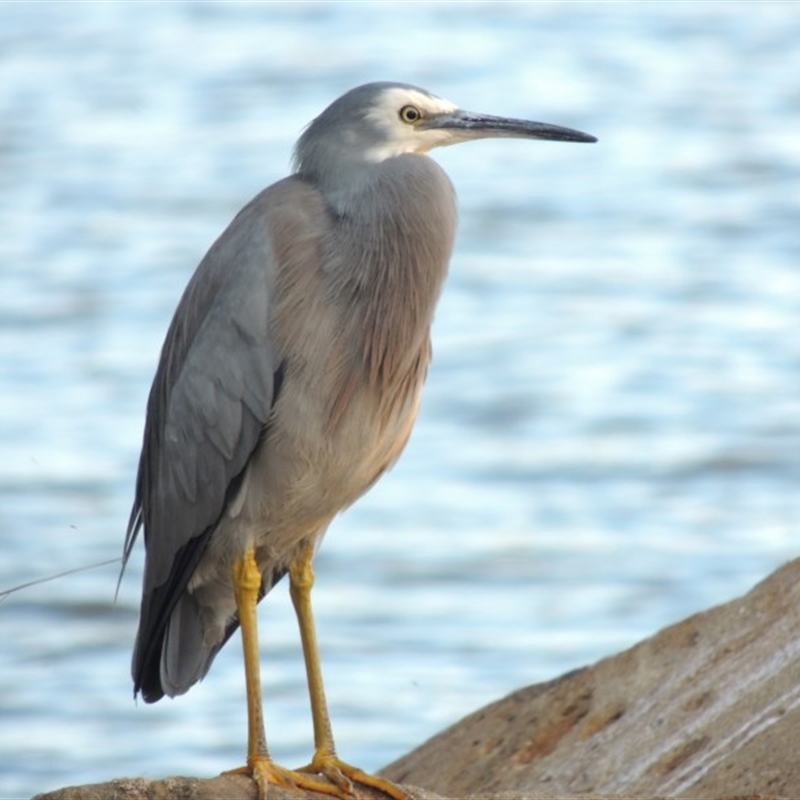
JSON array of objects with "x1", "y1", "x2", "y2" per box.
[
  {"x1": 30, "y1": 774, "x2": 440, "y2": 800},
  {"x1": 381, "y1": 557, "x2": 800, "y2": 799},
  {"x1": 32, "y1": 775, "x2": 257, "y2": 800},
  {"x1": 34, "y1": 558, "x2": 800, "y2": 800}
]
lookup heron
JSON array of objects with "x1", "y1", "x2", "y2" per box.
[{"x1": 121, "y1": 81, "x2": 596, "y2": 799}]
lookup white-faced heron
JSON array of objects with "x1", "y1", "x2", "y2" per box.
[{"x1": 121, "y1": 81, "x2": 596, "y2": 799}]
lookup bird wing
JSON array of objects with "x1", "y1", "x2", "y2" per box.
[{"x1": 122, "y1": 178, "x2": 323, "y2": 699}]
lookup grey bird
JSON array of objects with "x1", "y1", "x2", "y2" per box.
[{"x1": 121, "y1": 81, "x2": 596, "y2": 799}]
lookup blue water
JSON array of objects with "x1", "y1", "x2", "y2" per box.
[{"x1": 2, "y1": 3, "x2": 799, "y2": 798}]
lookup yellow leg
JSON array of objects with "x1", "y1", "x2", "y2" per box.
[
  {"x1": 290, "y1": 541, "x2": 409, "y2": 800},
  {"x1": 224, "y1": 542, "x2": 341, "y2": 799}
]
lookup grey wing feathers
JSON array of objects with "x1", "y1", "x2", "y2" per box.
[{"x1": 123, "y1": 188, "x2": 284, "y2": 702}]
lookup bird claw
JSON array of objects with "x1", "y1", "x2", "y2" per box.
[
  {"x1": 223, "y1": 756, "x2": 341, "y2": 799},
  {"x1": 296, "y1": 754, "x2": 410, "y2": 800},
  {"x1": 295, "y1": 760, "x2": 355, "y2": 798}
]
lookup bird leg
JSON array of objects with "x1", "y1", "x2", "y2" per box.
[
  {"x1": 224, "y1": 542, "x2": 341, "y2": 799},
  {"x1": 290, "y1": 541, "x2": 410, "y2": 800}
]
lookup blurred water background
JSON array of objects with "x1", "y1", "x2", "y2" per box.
[{"x1": 1, "y1": 2, "x2": 799, "y2": 798}]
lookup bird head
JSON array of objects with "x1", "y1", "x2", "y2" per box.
[{"x1": 293, "y1": 81, "x2": 595, "y2": 178}]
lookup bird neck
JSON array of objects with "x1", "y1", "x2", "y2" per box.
[{"x1": 326, "y1": 155, "x2": 457, "y2": 393}]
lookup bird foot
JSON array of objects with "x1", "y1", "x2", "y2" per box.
[
  {"x1": 296, "y1": 753, "x2": 410, "y2": 800},
  {"x1": 223, "y1": 755, "x2": 343, "y2": 799}
]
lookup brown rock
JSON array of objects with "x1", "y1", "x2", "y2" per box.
[
  {"x1": 31, "y1": 774, "x2": 439, "y2": 800},
  {"x1": 33, "y1": 775, "x2": 257, "y2": 800},
  {"x1": 382, "y1": 557, "x2": 800, "y2": 799},
  {"x1": 34, "y1": 558, "x2": 800, "y2": 800}
]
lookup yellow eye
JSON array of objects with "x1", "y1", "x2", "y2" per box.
[{"x1": 399, "y1": 105, "x2": 422, "y2": 124}]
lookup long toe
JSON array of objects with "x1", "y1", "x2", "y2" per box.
[{"x1": 298, "y1": 755, "x2": 411, "y2": 800}]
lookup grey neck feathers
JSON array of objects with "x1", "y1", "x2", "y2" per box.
[{"x1": 322, "y1": 155, "x2": 458, "y2": 390}]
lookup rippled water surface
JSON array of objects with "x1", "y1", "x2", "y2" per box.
[{"x1": 2, "y1": 3, "x2": 799, "y2": 798}]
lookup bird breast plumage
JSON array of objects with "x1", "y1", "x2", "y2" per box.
[
  {"x1": 189, "y1": 158, "x2": 456, "y2": 610},
  {"x1": 250, "y1": 157, "x2": 456, "y2": 549}
]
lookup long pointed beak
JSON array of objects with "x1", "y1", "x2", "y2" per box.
[{"x1": 422, "y1": 109, "x2": 597, "y2": 144}]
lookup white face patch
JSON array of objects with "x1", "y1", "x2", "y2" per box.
[{"x1": 362, "y1": 87, "x2": 460, "y2": 163}]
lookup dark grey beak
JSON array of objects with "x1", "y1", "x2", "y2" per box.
[{"x1": 423, "y1": 109, "x2": 597, "y2": 144}]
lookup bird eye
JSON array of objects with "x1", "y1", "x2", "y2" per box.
[{"x1": 399, "y1": 105, "x2": 422, "y2": 124}]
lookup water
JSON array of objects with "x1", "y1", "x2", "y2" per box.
[{"x1": 1, "y1": 3, "x2": 799, "y2": 798}]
